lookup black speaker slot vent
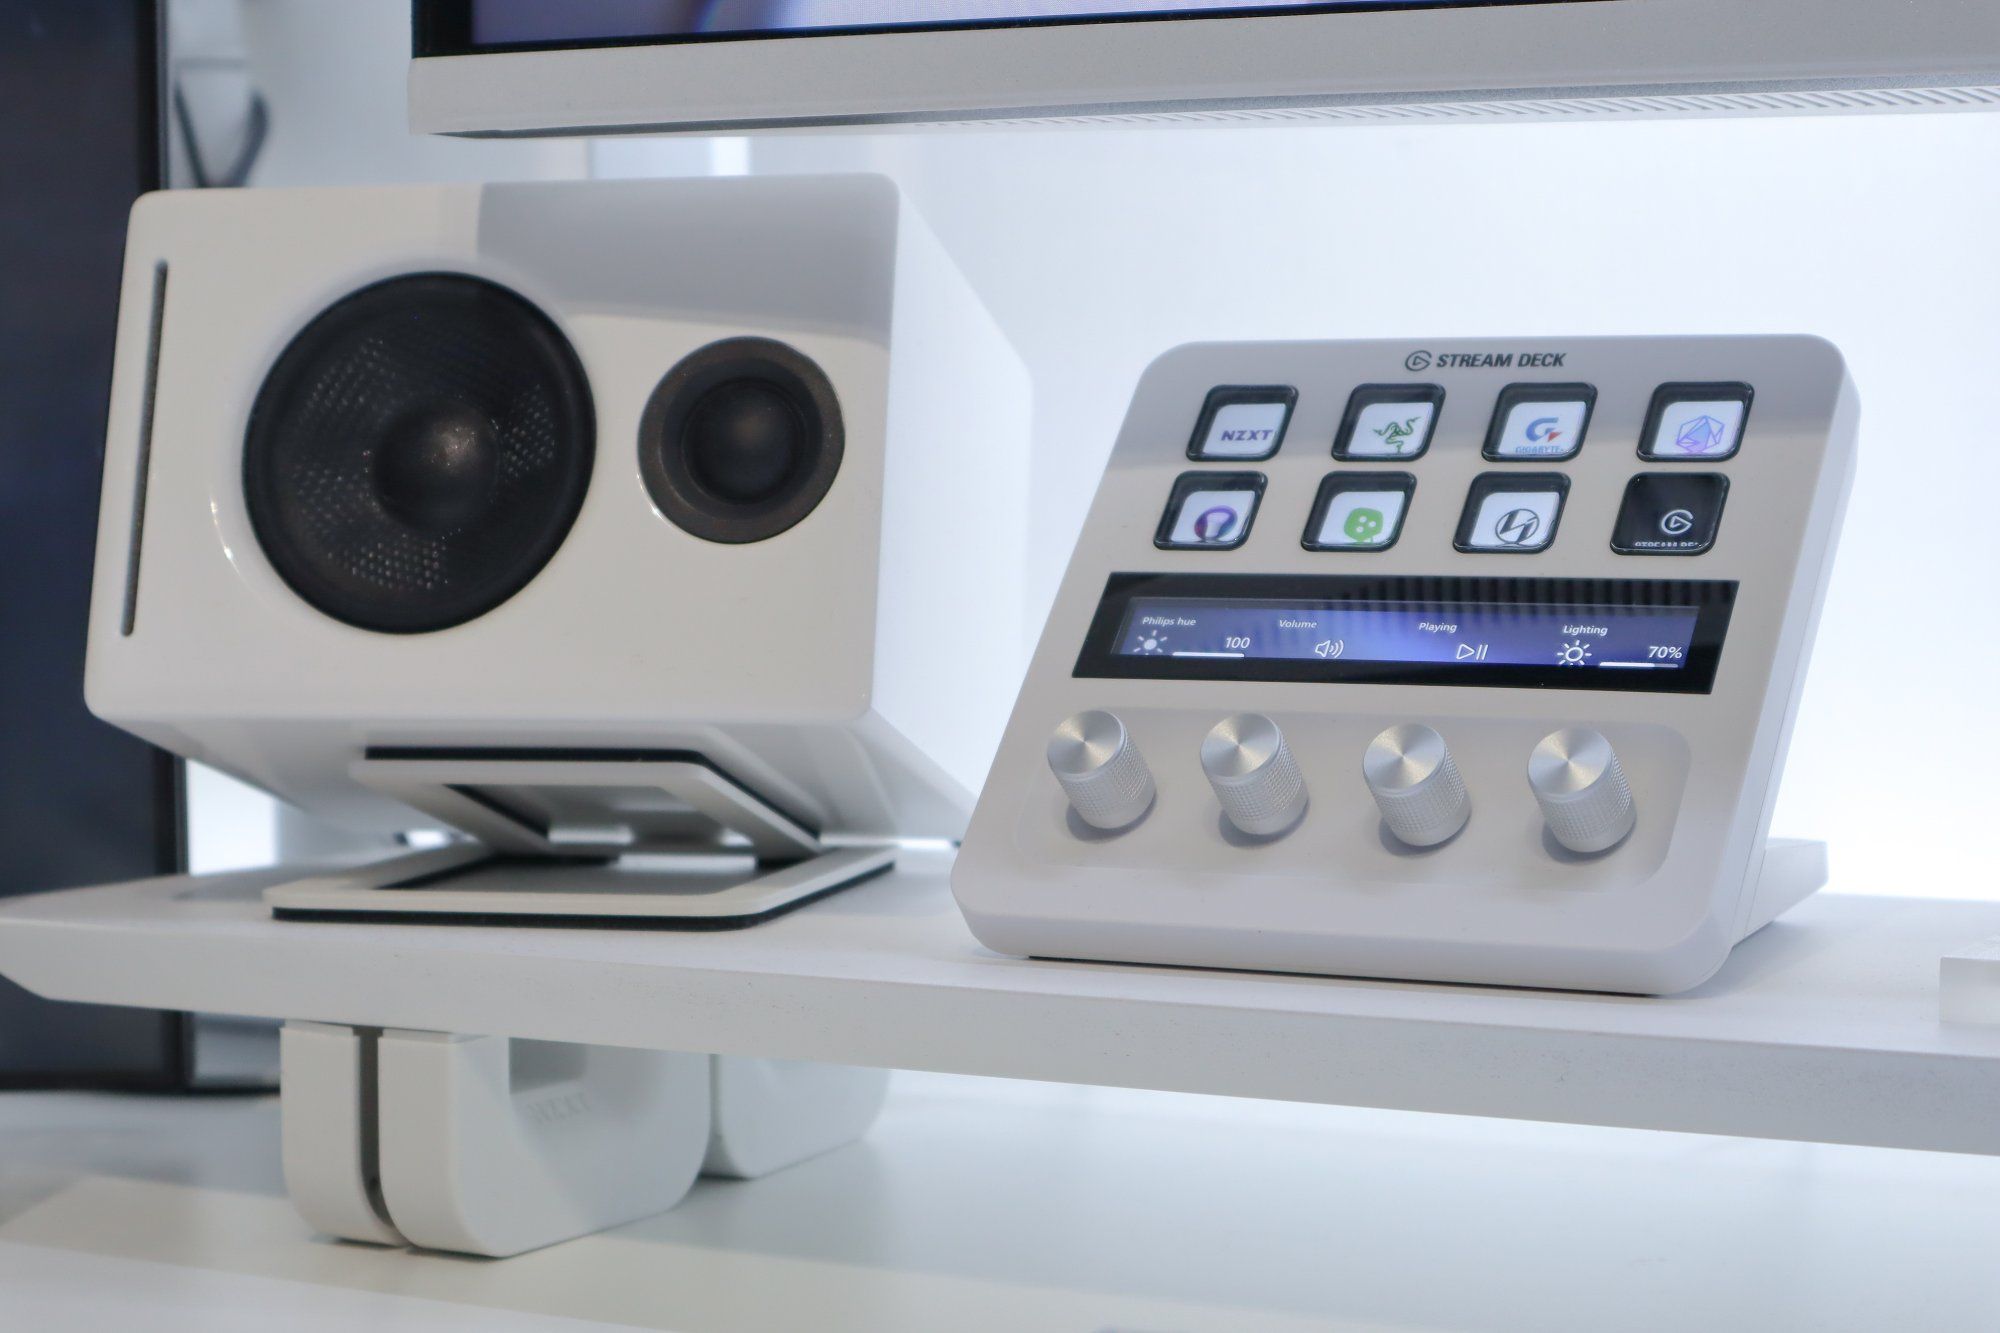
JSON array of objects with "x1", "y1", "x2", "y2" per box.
[{"x1": 120, "y1": 261, "x2": 168, "y2": 636}]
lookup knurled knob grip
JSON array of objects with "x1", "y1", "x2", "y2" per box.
[
  {"x1": 1363, "y1": 723, "x2": 1471, "y2": 848},
  {"x1": 1529, "y1": 727, "x2": 1636, "y2": 854},
  {"x1": 1201, "y1": 713, "x2": 1309, "y2": 837},
  {"x1": 1047, "y1": 710, "x2": 1155, "y2": 831}
]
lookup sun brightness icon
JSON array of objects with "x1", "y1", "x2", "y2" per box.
[
  {"x1": 1557, "y1": 639, "x2": 1592, "y2": 667},
  {"x1": 1135, "y1": 633, "x2": 1169, "y2": 655}
]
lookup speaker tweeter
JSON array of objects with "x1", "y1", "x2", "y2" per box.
[{"x1": 638, "y1": 337, "x2": 843, "y2": 544}]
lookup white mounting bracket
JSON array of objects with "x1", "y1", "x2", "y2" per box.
[{"x1": 280, "y1": 1023, "x2": 887, "y2": 1257}]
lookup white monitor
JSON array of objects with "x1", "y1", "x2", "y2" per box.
[{"x1": 410, "y1": 0, "x2": 2000, "y2": 137}]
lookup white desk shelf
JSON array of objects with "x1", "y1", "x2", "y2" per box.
[{"x1": 2, "y1": 851, "x2": 1998, "y2": 1157}]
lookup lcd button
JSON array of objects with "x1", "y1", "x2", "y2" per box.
[
  {"x1": 1613, "y1": 473, "x2": 1728, "y2": 555},
  {"x1": 1188, "y1": 386, "x2": 1296, "y2": 461},
  {"x1": 1334, "y1": 384, "x2": 1444, "y2": 460},
  {"x1": 1454, "y1": 473, "x2": 1570, "y2": 553},
  {"x1": 1156, "y1": 471, "x2": 1266, "y2": 550},
  {"x1": 1304, "y1": 473, "x2": 1415, "y2": 551},
  {"x1": 1484, "y1": 383, "x2": 1596, "y2": 461},
  {"x1": 1641, "y1": 383, "x2": 1753, "y2": 461}
]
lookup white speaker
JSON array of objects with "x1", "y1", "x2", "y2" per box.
[{"x1": 88, "y1": 175, "x2": 1029, "y2": 886}]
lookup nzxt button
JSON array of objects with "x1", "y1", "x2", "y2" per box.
[
  {"x1": 1613, "y1": 473, "x2": 1728, "y2": 555},
  {"x1": 1156, "y1": 471, "x2": 1265, "y2": 550},
  {"x1": 1454, "y1": 473, "x2": 1570, "y2": 553},
  {"x1": 1188, "y1": 386, "x2": 1296, "y2": 461}
]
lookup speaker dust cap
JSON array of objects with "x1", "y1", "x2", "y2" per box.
[
  {"x1": 242, "y1": 272, "x2": 595, "y2": 635},
  {"x1": 638, "y1": 337, "x2": 844, "y2": 544}
]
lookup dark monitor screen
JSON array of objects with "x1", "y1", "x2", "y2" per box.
[
  {"x1": 421, "y1": 0, "x2": 1581, "y2": 52},
  {"x1": 0, "y1": 0, "x2": 185, "y2": 1087}
]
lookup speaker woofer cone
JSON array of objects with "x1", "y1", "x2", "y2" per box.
[
  {"x1": 638, "y1": 337, "x2": 843, "y2": 544},
  {"x1": 242, "y1": 273, "x2": 594, "y2": 635}
]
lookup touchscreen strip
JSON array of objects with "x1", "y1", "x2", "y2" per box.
[{"x1": 1074, "y1": 574, "x2": 1736, "y2": 694}]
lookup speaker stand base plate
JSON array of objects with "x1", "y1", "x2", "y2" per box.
[{"x1": 263, "y1": 843, "x2": 895, "y2": 929}]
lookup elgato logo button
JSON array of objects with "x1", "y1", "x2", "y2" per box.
[{"x1": 1613, "y1": 474, "x2": 1728, "y2": 555}]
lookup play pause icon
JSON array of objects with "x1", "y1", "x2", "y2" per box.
[{"x1": 1456, "y1": 643, "x2": 1489, "y2": 661}]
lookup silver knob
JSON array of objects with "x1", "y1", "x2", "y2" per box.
[
  {"x1": 1529, "y1": 727, "x2": 1635, "y2": 854},
  {"x1": 1201, "y1": 713, "x2": 1308, "y2": 837},
  {"x1": 1048, "y1": 710, "x2": 1155, "y2": 831},
  {"x1": 1363, "y1": 723, "x2": 1470, "y2": 848}
]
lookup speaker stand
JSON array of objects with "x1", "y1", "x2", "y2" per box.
[
  {"x1": 262, "y1": 842, "x2": 895, "y2": 927},
  {"x1": 263, "y1": 749, "x2": 895, "y2": 926}
]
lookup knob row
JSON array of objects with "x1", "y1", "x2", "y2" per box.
[{"x1": 1047, "y1": 712, "x2": 1634, "y2": 854}]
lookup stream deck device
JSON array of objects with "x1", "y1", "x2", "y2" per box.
[{"x1": 953, "y1": 335, "x2": 1856, "y2": 995}]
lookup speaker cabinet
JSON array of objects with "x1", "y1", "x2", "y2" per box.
[{"x1": 89, "y1": 176, "x2": 1029, "y2": 843}]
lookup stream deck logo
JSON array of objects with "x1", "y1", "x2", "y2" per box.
[{"x1": 1406, "y1": 349, "x2": 1569, "y2": 372}]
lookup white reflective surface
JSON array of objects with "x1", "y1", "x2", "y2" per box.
[{"x1": 3, "y1": 1073, "x2": 1999, "y2": 1330}]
